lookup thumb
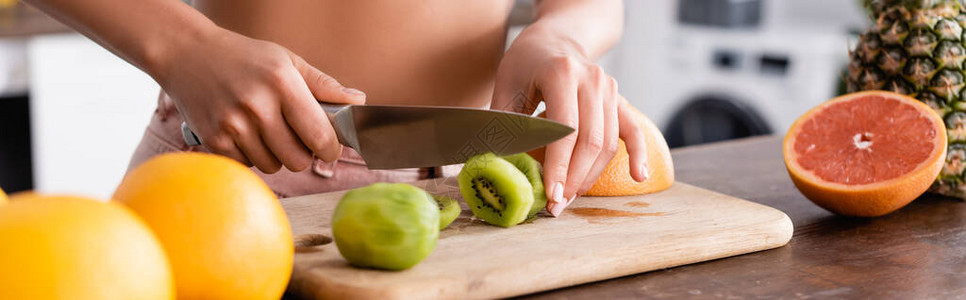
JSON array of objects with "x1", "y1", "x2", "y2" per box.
[
  {"x1": 491, "y1": 77, "x2": 539, "y2": 114},
  {"x1": 290, "y1": 52, "x2": 366, "y2": 105}
]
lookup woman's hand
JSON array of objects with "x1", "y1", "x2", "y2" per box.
[
  {"x1": 491, "y1": 25, "x2": 648, "y2": 216},
  {"x1": 156, "y1": 28, "x2": 365, "y2": 173}
]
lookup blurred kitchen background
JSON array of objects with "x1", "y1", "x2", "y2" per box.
[{"x1": 0, "y1": 0, "x2": 867, "y2": 198}]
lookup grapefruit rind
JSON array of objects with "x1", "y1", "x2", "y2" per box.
[
  {"x1": 583, "y1": 111, "x2": 675, "y2": 196},
  {"x1": 782, "y1": 91, "x2": 947, "y2": 217}
]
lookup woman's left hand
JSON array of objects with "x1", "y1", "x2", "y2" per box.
[{"x1": 491, "y1": 25, "x2": 649, "y2": 217}]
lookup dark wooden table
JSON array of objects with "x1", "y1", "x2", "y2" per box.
[{"x1": 522, "y1": 136, "x2": 966, "y2": 299}]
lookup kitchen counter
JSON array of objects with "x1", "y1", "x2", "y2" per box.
[{"x1": 520, "y1": 135, "x2": 965, "y2": 299}]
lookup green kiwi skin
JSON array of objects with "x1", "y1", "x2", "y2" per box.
[
  {"x1": 501, "y1": 153, "x2": 547, "y2": 219},
  {"x1": 331, "y1": 183, "x2": 439, "y2": 270},
  {"x1": 458, "y1": 153, "x2": 534, "y2": 228},
  {"x1": 432, "y1": 194, "x2": 460, "y2": 229}
]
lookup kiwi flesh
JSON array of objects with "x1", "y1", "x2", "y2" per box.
[
  {"x1": 331, "y1": 183, "x2": 439, "y2": 270},
  {"x1": 501, "y1": 153, "x2": 548, "y2": 219},
  {"x1": 431, "y1": 194, "x2": 460, "y2": 229},
  {"x1": 457, "y1": 153, "x2": 534, "y2": 227}
]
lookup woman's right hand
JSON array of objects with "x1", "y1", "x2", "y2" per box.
[{"x1": 156, "y1": 27, "x2": 365, "y2": 173}]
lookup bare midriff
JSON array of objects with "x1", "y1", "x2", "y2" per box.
[{"x1": 193, "y1": 0, "x2": 514, "y2": 108}]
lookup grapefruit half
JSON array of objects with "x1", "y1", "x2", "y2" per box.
[
  {"x1": 783, "y1": 91, "x2": 947, "y2": 217},
  {"x1": 583, "y1": 108, "x2": 674, "y2": 196},
  {"x1": 527, "y1": 105, "x2": 674, "y2": 197}
]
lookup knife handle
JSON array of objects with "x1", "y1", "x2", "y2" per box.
[
  {"x1": 180, "y1": 103, "x2": 350, "y2": 147},
  {"x1": 181, "y1": 122, "x2": 201, "y2": 146}
]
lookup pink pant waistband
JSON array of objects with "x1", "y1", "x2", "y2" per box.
[{"x1": 127, "y1": 92, "x2": 460, "y2": 198}]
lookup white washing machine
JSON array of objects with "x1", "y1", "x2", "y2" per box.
[{"x1": 612, "y1": 0, "x2": 868, "y2": 147}]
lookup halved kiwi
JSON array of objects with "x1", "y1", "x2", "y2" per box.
[
  {"x1": 331, "y1": 183, "x2": 439, "y2": 270},
  {"x1": 457, "y1": 153, "x2": 535, "y2": 227},
  {"x1": 501, "y1": 153, "x2": 548, "y2": 219},
  {"x1": 431, "y1": 194, "x2": 460, "y2": 229}
]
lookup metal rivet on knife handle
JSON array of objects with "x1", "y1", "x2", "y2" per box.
[{"x1": 181, "y1": 122, "x2": 201, "y2": 146}]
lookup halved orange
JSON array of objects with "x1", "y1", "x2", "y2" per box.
[
  {"x1": 583, "y1": 108, "x2": 674, "y2": 196},
  {"x1": 783, "y1": 91, "x2": 947, "y2": 217},
  {"x1": 528, "y1": 105, "x2": 674, "y2": 197}
]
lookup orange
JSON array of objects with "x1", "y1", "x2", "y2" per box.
[
  {"x1": 0, "y1": 194, "x2": 173, "y2": 300},
  {"x1": 528, "y1": 105, "x2": 675, "y2": 196},
  {"x1": 783, "y1": 91, "x2": 947, "y2": 217},
  {"x1": 113, "y1": 152, "x2": 293, "y2": 299},
  {"x1": 0, "y1": 187, "x2": 6, "y2": 204}
]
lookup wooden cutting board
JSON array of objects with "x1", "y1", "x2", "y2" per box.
[{"x1": 281, "y1": 179, "x2": 793, "y2": 299}]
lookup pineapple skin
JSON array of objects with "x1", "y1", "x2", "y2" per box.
[{"x1": 848, "y1": 0, "x2": 966, "y2": 198}]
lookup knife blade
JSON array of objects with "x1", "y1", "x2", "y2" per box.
[{"x1": 182, "y1": 103, "x2": 574, "y2": 169}]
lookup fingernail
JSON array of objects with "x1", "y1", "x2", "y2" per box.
[
  {"x1": 640, "y1": 162, "x2": 650, "y2": 180},
  {"x1": 342, "y1": 87, "x2": 365, "y2": 95},
  {"x1": 549, "y1": 194, "x2": 576, "y2": 217},
  {"x1": 548, "y1": 201, "x2": 566, "y2": 217},
  {"x1": 312, "y1": 159, "x2": 337, "y2": 178},
  {"x1": 547, "y1": 201, "x2": 560, "y2": 218},
  {"x1": 551, "y1": 182, "x2": 564, "y2": 204}
]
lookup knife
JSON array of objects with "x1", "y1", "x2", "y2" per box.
[{"x1": 181, "y1": 103, "x2": 574, "y2": 169}]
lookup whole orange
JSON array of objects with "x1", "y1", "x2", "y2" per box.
[
  {"x1": 113, "y1": 152, "x2": 293, "y2": 299},
  {"x1": 0, "y1": 195, "x2": 174, "y2": 300}
]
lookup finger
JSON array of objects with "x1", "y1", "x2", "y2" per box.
[
  {"x1": 290, "y1": 52, "x2": 366, "y2": 105},
  {"x1": 259, "y1": 118, "x2": 314, "y2": 172},
  {"x1": 200, "y1": 128, "x2": 253, "y2": 168},
  {"x1": 541, "y1": 78, "x2": 579, "y2": 217},
  {"x1": 491, "y1": 76, "x2": 539, "y2": 114},
  {"x1": 275, "y1": 63, "x2": 344, "y2": 162},
  {"x1": 562, "y1": 83, "x2": 605, "y2": 200},
  {"x1": 579, "y1": 78, "x2": 620, "y2": 195},
  {"x1": 489, "y1": 71, "x2": 516, "y2": 111},
  {"x1": 618, "y1": 95, "x2": 649, "y2": 182},
  {"x1": 223, "y1": 114, "x2": 283, "y2": 173},
  {"x1": 249, "y1": 68, "x2": 328, "y2": 172}
]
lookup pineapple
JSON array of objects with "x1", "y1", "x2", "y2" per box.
[{"x1": 848, "y1": 0, "x2": 966, "y2": 198}]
